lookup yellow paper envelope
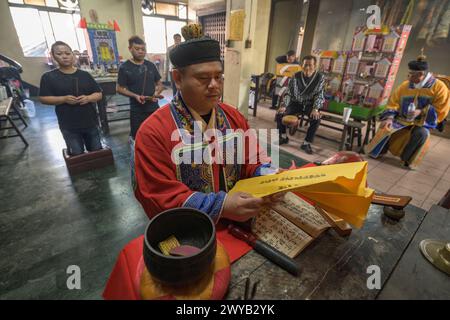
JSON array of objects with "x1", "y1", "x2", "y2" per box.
[{"x1": 229, "y1": 162, "x2": 374, "y2": 228}]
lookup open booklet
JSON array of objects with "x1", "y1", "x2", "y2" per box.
[{"x1": 251, "y1": 192, "x2": 349, "y2": 258}]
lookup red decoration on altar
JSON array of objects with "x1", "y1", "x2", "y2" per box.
[
  {"x1": 113, "y1": 20, "x2": 121, "y2": 32},
  {"x1": 78, "y1": 17, "x2": 87, "y2": 29}
]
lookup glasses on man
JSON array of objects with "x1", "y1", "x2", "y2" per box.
[{"x1": 408, "y1": 71, "x2": 424, "y2": 77}]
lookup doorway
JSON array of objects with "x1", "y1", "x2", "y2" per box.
[{"x1": 142, "y1": 17, "x2": 187, "y2": 81}]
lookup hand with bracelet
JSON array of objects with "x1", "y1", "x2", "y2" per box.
[{"x1": 310, "y1": 108, "x2": 321, "y2": 120}]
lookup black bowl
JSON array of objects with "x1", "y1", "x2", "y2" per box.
[{"x1": 143, "y1": 208, "x2": 216, "y2": 286}]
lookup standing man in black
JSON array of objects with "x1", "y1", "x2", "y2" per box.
[
  {"x1": 117, "y1": 36, "x2": 164, "y2": 140},
  {"x1": 275, "y1": 50, "x2": 298, "y2": 65},
  {"x1": 167, "y1": 33, "x2": 182, "y2": 97},
  {"x1": 271, "y1": 50, "x2": 299, "y2": 109},
  {"x1": 275, "y1": 55, "x2": 325, "y2": 155}
]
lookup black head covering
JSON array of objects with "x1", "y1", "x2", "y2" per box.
[
  {"x1": 408, "y1": 49, "x2": 428, "y2": 71},
  {"x1": 408, "y1": 60, "x2": 428, "y2": 71},
  {"x1": 169, "y1": 24, "x2": 221, "y2": 69}
]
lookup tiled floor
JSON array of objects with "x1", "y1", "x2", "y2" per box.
[{"x1": 247, "y1": 101, "x2": 450, "y2": 212}]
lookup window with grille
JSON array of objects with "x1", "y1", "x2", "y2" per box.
[{"x1": 200, "y1": 12, "x2": 226, "y2": 61}]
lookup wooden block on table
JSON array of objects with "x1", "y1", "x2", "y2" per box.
[
  {"x1": 315, "y1": 207, "x2": 352, "y2": 237},
  {"x1": 372, "y1": 193, "x2": 412, "y2": 209}
]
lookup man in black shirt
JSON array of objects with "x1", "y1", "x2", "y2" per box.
[
  {"x1": 117, "y1": 36, "x2": 163, "y2": 139},
  {"x1": 39, "y1": 41, "x2": 103, "y2": 156},
  {"x1": 275, "y1": 50, "x2": 298, "y2": 65},
  {"x1": 271, "y1": 50, "x2": 299, "y2": 109}
]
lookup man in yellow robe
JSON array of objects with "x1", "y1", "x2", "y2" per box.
[{"x1": 367, "y1": 55, "x2": 449, "y2": 168}]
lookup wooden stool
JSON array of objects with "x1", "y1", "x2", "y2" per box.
[{"x1": 62, "y1": 147, "x2": 114, "y2": 175}]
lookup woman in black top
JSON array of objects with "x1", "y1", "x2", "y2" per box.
[{"x1": 39, "y1": 41, "x2": 103, "y2": 156}]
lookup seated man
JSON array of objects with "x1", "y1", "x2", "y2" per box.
[
  {"x1": 134, "y1": 25, "x2": 279, "y2": 223},
  {"x1": 271, "y1": 50, "x2": 299, "y2": 110},
  {"x1": 275, "y1": 55, "x2": 325, "y2": 155},
  {"x1": 367, "y1": 54, "x2": 449, "y2": 168}
]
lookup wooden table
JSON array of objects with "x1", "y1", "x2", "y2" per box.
[
  {"x1": 95, "y1": 77, "x2": 116, "y2": 135},
  {"x1": 225, "y1": 203, "x2": 450, "y2": 299},
  {"x1": 95, "y1": 76, "x2": 131, "y2": 135},
  {"x1": 378, "y1": 205, "x2": 450, "y2": 299}
]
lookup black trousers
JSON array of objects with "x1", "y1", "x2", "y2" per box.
[
  {"x1": 60, "y1": 127, "x2": 102, "y2": 156},
  {"x1": 380, "y1": 126, "x2": 429, "y2": 163},
  {"x1": 130, "y1": 110, "x2": 155, "y2": 139},
  {"x1": 400, "y1": 126, "x2": 429, "y2": 163},
  {"x1": 275, "y1": 102, "x2": 320, "y2": 143},
  {"x1": 272, "y1": 94, "x2": 279, "y2": 108}
]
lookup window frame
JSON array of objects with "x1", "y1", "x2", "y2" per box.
[
  {"x1": 141, "y1": 1, "x2": 189, "y2": 22},
  {"x1": 141, "y1": 1, "x2": 189, "y2": 55},
  {"x1": 8, "y1": 0, "x2": 85, "y2": 58},
  {"x1": 141, "y1": 2, "x2": 190, "y2": 82},
  {"x1": 8, "y1": 0, "x2": 81, "y2": 14}
]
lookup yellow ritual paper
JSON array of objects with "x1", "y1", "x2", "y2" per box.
[
  {"x1": 251, "y1": 192, "x2": 331, "y2": 258},
  {"x1": 229, "y1": 162, "x2": 374, "y2": 228}
]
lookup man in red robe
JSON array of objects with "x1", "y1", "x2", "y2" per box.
[{"x1": 134, "y1": 25, "x2": 277, "y2": 223}]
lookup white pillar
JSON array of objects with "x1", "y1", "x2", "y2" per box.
[{"x1": 223, "y1": 0, "x2": 271, "y2": 118}]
